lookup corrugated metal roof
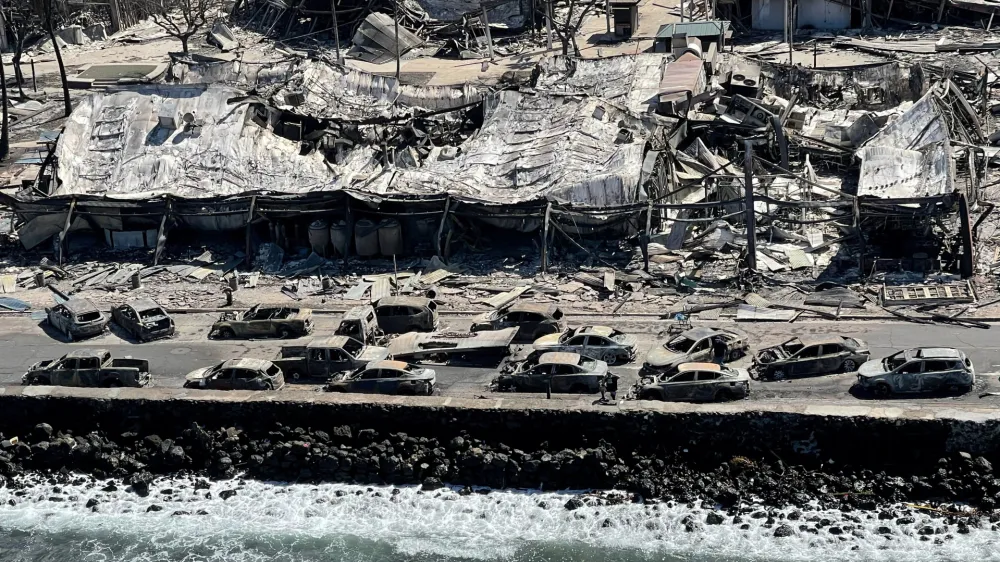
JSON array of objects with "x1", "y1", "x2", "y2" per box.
[{"x1": 655, "y1": 20, "x2": 730, "y2": 38}]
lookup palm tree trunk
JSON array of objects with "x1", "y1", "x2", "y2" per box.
[
  {"x1": 0, "y1": 58, "x2": 8, "y2": 161},
  {"x1": 45, "y1": 0, "x2": 72, "y2": 117}
]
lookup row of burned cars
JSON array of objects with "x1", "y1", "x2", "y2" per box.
[{"x1": 30, "y1": 298, "x2": 977, "y2": 401}]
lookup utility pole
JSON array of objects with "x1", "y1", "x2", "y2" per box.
[
  {"x1": 743, "y1": 141, "x2": 757, "y2": 271},
  {"x1": 394, "y1": 0, "x2": 400, "y2": 80},
  {"x1": 331, "y1": 0, "x2": 342, "y2": 63},
  {"x1": 605, "y1": 0, "x2": 611, "y2": 33}
]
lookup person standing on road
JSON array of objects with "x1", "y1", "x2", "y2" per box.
[
  {"x1": 598, "y1": 375, "x2": 608, "y2": 403},
  {"x1": 713, "y1": 336, "x2": 728, "y2": 366},
  {"x1": 606, "y1": 373, "x2": 618, "y2": 401}
]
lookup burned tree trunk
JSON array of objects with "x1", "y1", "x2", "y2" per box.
[{"x1": 45, "y1": 0, "x2": 72, "y2": 117}]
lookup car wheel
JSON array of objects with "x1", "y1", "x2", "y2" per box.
[
  {"x1": 218, "y1": 328, "x2": 235, "y2": 339},
  {"x1": 263, "y1": 382, "x2": 275, "y2": 391},
  {"x1": 770, "y1": 369, "x2": 786, "y2": 381},
  {"x1": 568, "y1": 383, "x2": 588, "y2": 394},
  {"x1": 289, "y1": 371, "x2": 302, "y2": 382},
  {"x1": 603, "y1": 351, "x2": 619, "y2": 365},
  {"x1": 873, "y1": 383, "x2": 892, "y2": 398},
  {"x1": 279, "y1": 327, "x2": 293, "y2": 339},
  {"x1": 842, "y1": 359, "x2": 858, "y2": 373},
  {"x1": 728, "y1": 349, "x2": 745, "y2": 361},
  {"x1": 714, "y1": 389, "x2": 734, "y2": 402},
  {"x1": 30, "y1": 377, "x2": 50, "y2": 386},
  {"x1": 639, "y1": 390, "x2": 660, "y2": 401}
]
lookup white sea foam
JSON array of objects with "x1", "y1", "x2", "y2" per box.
[{"x1": 1, "y1": 474, "x2": 1000, "y2": 562}]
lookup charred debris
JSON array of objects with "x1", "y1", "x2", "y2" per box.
[{"x1": 2, "y1": 1, "x2": 1000, "y2": 321}]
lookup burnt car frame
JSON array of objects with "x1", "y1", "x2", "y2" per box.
[
  {"x1": 373, "y1": 296, "x2": 439, "y2": 334},
  {"x1": 471, "y1": 302, "x2": 566, "y2": 343},
  {"x1": 274, "y1": 336, "x2": 390, "y2": 382},
  {"x1": 857, "y1": 348, "x2": 975, "y2": 397},
  {"x1": 211, "y1": 305, "x2": 313, "y2": 339},
  {"x1": 46, "y1": 297, "x2": 109, "y2": 341},
  {"x1": 325, "y1": 360, "x2": 436, "y2": 395},
  {"x1": 111, "y1": 299, "x2": 175, "y2": 342},
  {"x1": 640, "y1": 327, "x2": 748, "y2": 376},
  {"x1": 753, "y1": 336, "x2": 870, "y2": 380},
  {"x1": 22, "y1": 349, "x2": 150, "y2": 388},
  {"x1": 184, "y1": 358, "x2": 285, "y2": 390},
  {"x1": 496, "y1": 352, "x2": 612, "y2": 393},
  {"x1": 635, "y1": 362, "x2": 749, "y2": 402},
  {"x1": 531, "y1": 325, "x2": 638, "y2": 366}
]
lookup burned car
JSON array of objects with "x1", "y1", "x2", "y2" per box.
[
  {"x1": 335, "y1": 304, "x2": 380, "y2": 344},
  {"x1": 111, "y1": 299, "x2": 175, "y2": 342},
  {"x1": 325, "y1": 360, "x2": 436, "y2": 395},
  {"x1": 374, "y1": 296, "x2": 438, "y2": 334},
  {"x1": 46, "y1": 297, "x2": 108, "y2": 341},
  {"x1": 273, "y1": 336, "x2": 389, "y2": 382},
  {"x1": 495, "y1": 352, "x2": 611, "y2": 393},
  {"x1": 857, "y1": 348, "x2": 974, "y2": 397},
  {"x1": 183, "y1": 358, "x2": 285, "y2": 390},
  {"x1": 22, "y1": 349, "x2": 150, "y2": 388},
  {"x1": 641, "y1": 328, "x2": 748, "y2": 376},
  {"x1": 532, "y1": 326, "x2": 638, "y2": 365},
  {"x1": 753, "y1": 336, "x2": 869, "y2": 380},
  {"x1": 635, "y1": 362, "x2": 749, "y2": 402},
  {"x1": 471, "y1": 302, "x2": 565, "y2": 343},
  {"x1": 211, "y1": 305, "x2": 313, "y2": 339}
]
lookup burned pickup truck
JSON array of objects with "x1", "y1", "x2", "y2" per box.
[
  {"x1": 211, "y1": 305, "x2": 313, "y2": 339},
  {"x1": 386, "y1": 328, "x2": 518, "y2": 366},
  {"x1": 22, "y1": 349, "x2": 151, "y2": 387},
  {"x1": 273, "y1": 336, "x2": 390, "y2": 382}
]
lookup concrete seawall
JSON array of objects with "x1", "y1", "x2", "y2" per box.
[{"x1": 2, "y1": 385, "x2": 1000, "y2": 469}]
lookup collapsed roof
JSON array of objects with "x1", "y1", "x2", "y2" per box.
[
  {"x1": 533, "y1": 54, "x2": 668, "y2": 115},
  {"x1": 52, "y1": 85, "x2": 370, "y2": 199},
  {"x1": 855, "y1": 81, "x2": 983, "y2": 199},
  {"x1": 379, "y1": 90, "x2": 655, "y2": 206},
  {"x1": 176, "y1": 57, "x2": 483, "y2": 121}
]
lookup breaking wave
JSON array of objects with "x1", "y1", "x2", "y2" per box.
[{"x1": 0, "y1": 474, "x2": 999, "y2": 562}]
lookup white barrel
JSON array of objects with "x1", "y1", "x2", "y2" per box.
[
  {"x1": 307, "y1": 219, "x2": 329, "y2": 255},
  {"x1": 329, "y1": 220, "x2": 349, "y2": 256},
  {"x1": 354, "y1": 219, "x2": 380, "y2": 257},
  {"x1": 378, "y1": 219, "x2": 403, "y2": 257}
]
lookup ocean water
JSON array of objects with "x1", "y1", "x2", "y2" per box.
[{"x1": 0, "y1": 475, "x2": 998, "y2": 562}]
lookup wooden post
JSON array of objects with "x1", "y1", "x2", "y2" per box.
[
  {"x1": 343, "y1": 196, "x2": 353, "y2": 266},
  {"x1": 771, "y1": 115, "x2": 788, "y2": 170},
  {"x1": 605, "y1": 0, "x2": 611, "y2": 33},
  {"x1": 244, "y1": 195, "x2": 256, "y2": 267},
  {"x1": 541, "y1": 202, "x2": 552, "y2": 272},
  {"x1": 393, "y1": 0, "x2": 400, "y2": 80},
  {"x1": 331, "y1": 0, "x2": 342, "y2": 63},
  {"x1": 545, "y1": 0, "x2": 553, "y2": 50},
  {"x1": 742, "y1": 142, "x2": 757, "y2": 271},
  {"x1": 436, "y1": 196, "x2": 451, "y2": 258},
  {"x1": 154, "y1": 199, "x2": 171, "y2": 266},
  {"x1": 642, "y1": 201, "x2": 653, "y2": 273},
  {"x1": 58, "y1": 198, "x2": 76, "y2": 266},
  {"x1": 959, "y1": 193, "x2": 974, "y2": 279},
  {"x1": 481, "y1": 6, "x2": 495, "y2": 60}
]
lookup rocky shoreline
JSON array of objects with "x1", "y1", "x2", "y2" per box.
[{"x1": 1, "y1": 420, "x2": 998, "y2": 534}]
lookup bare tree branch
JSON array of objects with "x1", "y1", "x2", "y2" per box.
[{"x1": 136, "y1": 0, "x2": 225, "y2": 54}]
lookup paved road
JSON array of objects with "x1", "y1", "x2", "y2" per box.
[{"x1": 3, "y1": 313, "x2": 1000, "y2": 403}]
